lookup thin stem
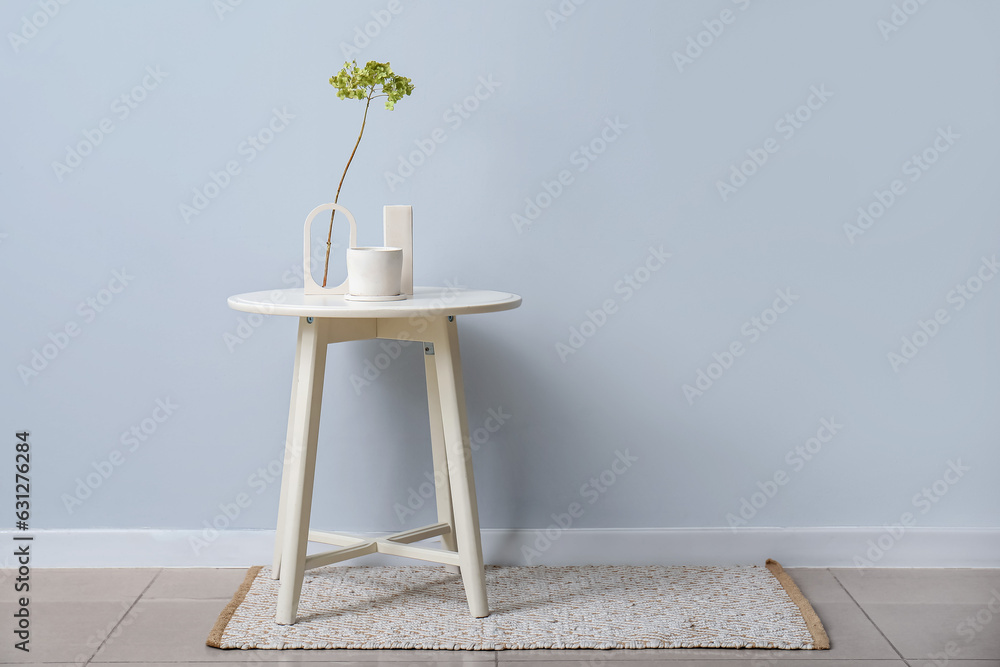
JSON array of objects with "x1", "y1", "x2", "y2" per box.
[{"x1": 322, "y1": 87, "x2": 375, "y2": 287}]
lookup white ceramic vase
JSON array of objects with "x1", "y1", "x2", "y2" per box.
[{"x1": 345, "y1": 246, "x2": 404, "y2": 301}]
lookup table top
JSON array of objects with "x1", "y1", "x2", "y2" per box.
[{"x1": 228, "y1": 287, "x2": 522, "y2": 318}]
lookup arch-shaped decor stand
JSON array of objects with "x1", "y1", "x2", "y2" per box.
[{"x1": 303, "y1": 203, "x2": 413, "y2": 299}]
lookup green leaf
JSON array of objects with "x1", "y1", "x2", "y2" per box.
[{"x1": 329, "y1": 60, "x2": 414, "y2": 109}]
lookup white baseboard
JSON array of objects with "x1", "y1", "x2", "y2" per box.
[{"x1": 1, "y1": 527, "x2": 997, "y2": 568}]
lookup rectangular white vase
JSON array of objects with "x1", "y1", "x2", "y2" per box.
[{"x1": 383, "y1": 205, "x2": 413, "y2": 296}]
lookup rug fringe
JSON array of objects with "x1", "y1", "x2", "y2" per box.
[
  {"x1": 206, "y1": 565, "x2": 262, "y2": 649},
  {"x1": 765, "y1": 559, "x2": 830, "y2": 649}
]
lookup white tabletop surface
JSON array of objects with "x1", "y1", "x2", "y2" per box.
[{"x1": 228, "y1": 287, "x2": 522, "y2": 318}]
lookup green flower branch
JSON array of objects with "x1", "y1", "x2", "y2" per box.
[{"x1": 321, "y1": 60, "x2": 414, "y2": 287}]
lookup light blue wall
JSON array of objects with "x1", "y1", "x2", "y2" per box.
[{"x1": 2, "y1": 1, "x2": 998, "y2": 547}]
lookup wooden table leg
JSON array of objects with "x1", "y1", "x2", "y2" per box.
[
  {"x1": 275, "y1": 317, "x2": 328, "y2": 625},
  {"x1": 423, "y1": 343, "x2": 459, "y2": 573},
  {"x1": 429, "y1": 316, "x2": 489, "y2": 618},
  {"x1": 271, "y1": 319, "x2": 305, "y2": 580}
]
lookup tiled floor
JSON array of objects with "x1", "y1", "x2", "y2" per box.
[{"x1": 1, "y1": 567, "x2": 998, "y2": 666}]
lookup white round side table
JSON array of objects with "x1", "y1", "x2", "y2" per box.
[{"x1": 228, "y1": 286, "x2": 521, "y2": 625}]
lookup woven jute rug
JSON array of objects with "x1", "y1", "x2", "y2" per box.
[{"x1": 207, "y1": 559, "x2": 829, "y2": 650}]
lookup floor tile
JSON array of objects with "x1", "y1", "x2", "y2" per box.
[
  {"x1": 861, "y1": 603, "x2": 1000, "y2": 661},
  {"x1": 832, "y1": 569, "x2": 1000, "y2": 605},
  {"x1": 0, "y1": 567, "x2": 159, "y2": 603},
  {"x1": 91, "y1": 598, "x2": 495, "y2": 663},
  {"x1": 90, "y1": 650, "x2": 492, "y2": 667},
  {"x1": 91, "y1": 663, "x2": 490, "y2": 667},
  {"x1": 783, "y1": 568, "x2": 855, "y2": 604},
  {"x1": 498, "y1": 661, "x2": 908, "y2": 666},
  {"x1": 91, "y1": 659, "x2": 492, "y2": 666},
  {"x1": 144, "y1": 567, "x2": 253, "y2": 599},
  {"x1": 0, "y1": 600, "x2": 133, "y2": 664},
  {"x1": 90, "y1": 598, "x2": 302, "y2": 663}
]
